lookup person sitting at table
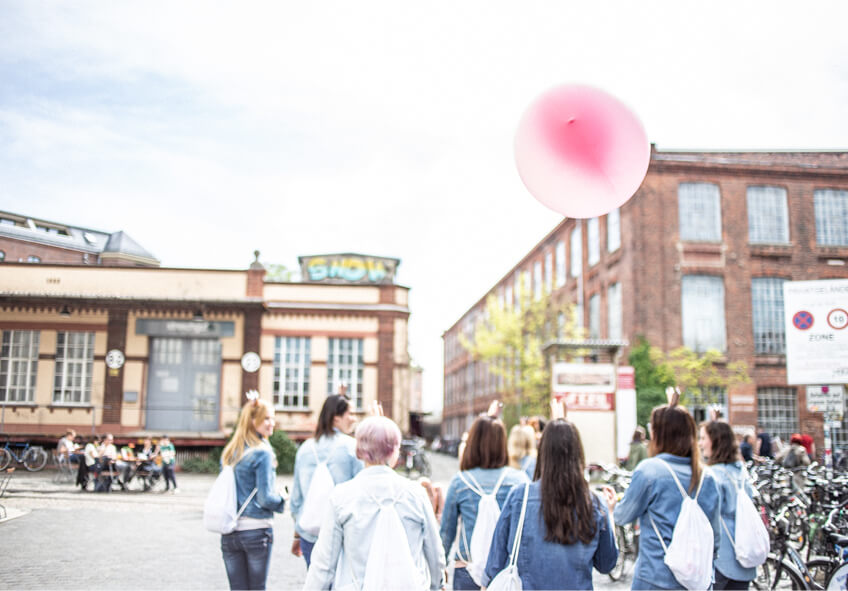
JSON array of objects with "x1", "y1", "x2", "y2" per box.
[
  {"x1": 78, "y1": 435, "x2": 102, "y2": 489},
  {"x1": 117, "y1": 442, "x2": 136, "y2": 487},
  {"x1": 99, "y1": 434, "x2": 119, "y2": 475},
  {"x1": 57, "y1": 430, "x2": 82, "y2": 465}
]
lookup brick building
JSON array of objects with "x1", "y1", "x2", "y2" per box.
[
  {"x1": 443, "y1": 148, "x2": 848, "y2": 454},
  {"x1": 0, "y1": 214, "x2": 413, "y2": 446}
]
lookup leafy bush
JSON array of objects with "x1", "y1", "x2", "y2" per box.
[
  {"x1": 181, "y1": 456, "x2": 220, "y2": 474},
  {"x1": 269, "y1": 430, "x2": 297, "y2": 474}
]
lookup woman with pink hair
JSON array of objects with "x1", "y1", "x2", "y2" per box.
[{"x1": 303, "y1": 416, "x2": 445, "y2": 590}]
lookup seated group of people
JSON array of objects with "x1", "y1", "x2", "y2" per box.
[{"x1": 57, "y1": 430, "x2": 166, "y2": 490}]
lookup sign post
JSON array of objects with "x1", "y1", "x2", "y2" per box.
[{"x1": 806, "y1": 385, "x2": 845, "y2": 477}]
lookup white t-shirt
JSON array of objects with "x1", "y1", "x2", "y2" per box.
[{"x1": 84, "y1": 443, "x2": 98, "y2": 467}]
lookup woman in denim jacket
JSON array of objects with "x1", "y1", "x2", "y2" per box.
[
  {"x1": 441, "y1": 415, "x2": 528, "y2": 589},
  {"x1": 219, "y1": 394, "x2": 287, "y2": 591},
  {"x1": 700, "y1": 420, "x2": 757, "y2": 590},
  {"x1": 290, "y1": 394, "x2": 363, "y2": 567},
  {"x1": 483, "y1": 415, "x2": 618, "y2": 589},
  {"x1": 613, "y1": 403, "x2": 720, "y2": 590},
  {"x1": 303, "y1": 416, "x2": 446, "y2": 590}
]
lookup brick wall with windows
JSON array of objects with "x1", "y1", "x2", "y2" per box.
[{"x1": 444, "y1": 148, "x2": 848, "y2": 451}]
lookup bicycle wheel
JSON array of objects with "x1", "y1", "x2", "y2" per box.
[
  {"x1": 807, "y1": 559, "x2": 835, "y2": 589},
  {"x1": 754, "y1": 558, "x2": 809, "y2": 590},
  {"x1": 826, "y1": 562, "x2": 848, "y2": 590},
  {"x1": 0, "y1": 448, "x2": 11, "y2": 470},
  {"x1": 608, "y1": 526, "x2": 626, "y2": 581},
  {"x1": 24, "y1": 448, "x2": 48, "y2": 471}
]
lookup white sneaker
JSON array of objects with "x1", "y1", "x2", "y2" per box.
[{"x1": 173, "y1": 488, "x2": 180, "y2": 494}]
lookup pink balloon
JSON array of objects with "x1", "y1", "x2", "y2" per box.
[{"x1": 514, "y1": 84, "x2": 650, "y2": 218}]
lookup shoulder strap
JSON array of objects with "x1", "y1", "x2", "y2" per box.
[
  {"x1": 232, "y1": 449, "x2": 258, "y2": 518},
  {"x1": 457, "y1": 471, "x2": 485, "y2": 496},
  {"x1": 508, "y1": 483, "x2": 530, "y2": 567},
  {"x1": 658, "y1": 459, "x2": 688, "y2": 498}
]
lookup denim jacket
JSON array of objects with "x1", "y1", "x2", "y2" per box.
[
  {"x1": 233, "y1": 443, "x2": 286, "y2": 520},
  {"x1": 440, "y1": 466, "x2": 529, "y2": 561},
  {"x1": 711, "y1": 462, "x2": 757, "y2": 582},
  {"x1": 303, "y1": 465, "x2": 446, "y2": 591},
  {"x1": 613, "y1": 454, "x2": 721, "y2": 590},
  {"x1": 291, "y1": 431, "x2": 364, "y2": 542},
  {"x1": 482, "y1": 481, "x2": 618, "y2": 590}
]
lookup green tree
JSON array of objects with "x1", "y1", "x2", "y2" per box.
[
  {"x1": 629, "y1": 336, "x2": 750, "y2": 428},
  {"x1": 460, "y1": 279, "x2": 583, "y2": 427}
]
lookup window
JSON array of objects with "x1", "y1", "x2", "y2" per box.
[
  {"x1": 0, "y1": 330, "x2": 40, "y2": 403},
  {"x1": 53, "y1": 332, "x2": 95, "y2": 404},
  {"x1": 588, "y1": 294, "x2": 600, "y2": 338},
  {"x1": 273, "y1": 337, "x2": 311, "y2": 409},
  {"x1": 513, "y1": 274, "x2": 521, "y2": 312},
  {"x1": 607, "y1": 283, "x2": 622, "y2": 340},
  {"x1": 555, "y1": 241, "x2": 566, "y2": 287},
  {"x1": 544, "y1": 251, "x2": 553, "y2": 293},
  {"x1": 533, "y1": 260, "x2": 542, "y2": 300},
  {"x1": 757, "y1": 387, "x2": 798, "y2": 444},
  {"x1": 607, "y1": 208, "x2": 621, "y2": 252},
  {"x1": 570, "y1": 225, "x2": 582, "y2": 278},
  {"x1": 0, "y1": 250, "x2": 5, "y2": 262},
  {"x1": 814, "y1": 189, "x2": 848, "y2": 246},
  {"x1": 505, "y1": 283, "x2": 513, "y2": 310},
  {"x1": 681, "y1": 276, "x2": 726, "y2": 352},
  {"x1": 587, "y1": 218, "x2": 600, "y2": 266},
  {"x1": 751, "y1": 278, "x2": 786, "y2": 354},
  {"x1": 679, "y1": 183, "x2": 722, "y2": 242},
  {"x1": 574, "y1": 301, "x2": 584, "y2": 331},
  {"x1": 27, "y1": 255, "x2": 42, "y2": 263},
  {"x1": 327, "y1": 338, "x2": 364, "y2": 411},
  {"x1": 747, "y1": 186, "x2": 789, "y2": 244}
]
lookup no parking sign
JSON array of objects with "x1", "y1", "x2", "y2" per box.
[{"x1": 785, "y1": 279, "x2": 848, "y2": 385}]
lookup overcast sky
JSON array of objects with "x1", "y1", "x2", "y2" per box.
[{"x1": 2, "y1": 2, "x2": 847, "y2": 412}]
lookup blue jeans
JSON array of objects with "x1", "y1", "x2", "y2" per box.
[
  {"x1": 221, "y1": 528, "x2": 274, "y2": 590},
  {"x1": 300, "y1": 538, "x2": 315, "y2": 568},
  {"x1": 453, "y1": 566, "x2": 480, "y2": 590}
]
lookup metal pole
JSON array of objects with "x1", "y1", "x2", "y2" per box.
[{"x1": 823, "y1": 414, "x2": 833, "y2": 479}]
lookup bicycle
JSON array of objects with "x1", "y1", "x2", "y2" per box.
[
  {"x1": 0, "y1": 439, "x2": 48, "y2": 472},
  {"x1": 397, "y1": 439, "x2": 431, "y2": 479}
]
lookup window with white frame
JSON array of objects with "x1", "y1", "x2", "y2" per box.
[
  {"x1": 681, "y1": 275, "x2": 726, "y2": 352},
  {"x1": 53, "y1": 331, "x2": 95, "y2": 404},
  {"x1": 505, "y1": 283, "x2": 513, "y2": 310},
  {"x1": 607, "y1": 208, "x2": 621, "y2": 252},
  {"x1": 589, "y1": 294, "x2": 600, "y2": 338},
  {"x1": 555, "y1": 241, "x2": 566, "y2": 287},
  {"x1": 273, "y1": 337, "x2": 311, "y2": 409},
  {"x1": 544, "y1": 251, "x2": 553, "y2": 293},
  {"x1": 814, "y1": 189, "x2": 848, "y2": 246},
  {"x1": 587, "y1": 218, "x2": 600, "y2": 266},
  {"x1": 574, "y1": 301, "x2": 584, "y2": 331},
  {"x1": 757, "y1": 387, "x2": 798, "y2": 444},
  {"x1": 570, "y1": 225, "x2": 582, "y2": 278},
  {"x1": 327, "y1": 338, "x2": 364, "y2": 410},
  {"x1": 679, "y1": 183, "x2": 722, "y2": 242},
  {"x1": 751, "y1": 277, "x2": 786, "y2": 354},
  {"x1": 514, "y1": 274, "x2": 521, "y2": 312},
  {"x1": 0, "y1": 330, "x2": 40, "y2": 403},
  {"x1": 607, "y1": 283, "x2": 622, "y2": 340},
  {"x1": 533, "y1": 260, "x2": 542, "y2": 300},
  {"x1": 747, "y1": 186, "x2": 789, "y2": 244}
]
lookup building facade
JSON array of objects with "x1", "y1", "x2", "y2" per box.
[
  {"x1": 0, "y1": 248, "x2": 412, "y2": 446},
  {"x1": 443, "y1": 148, "x2": 848, "y2": 453}
]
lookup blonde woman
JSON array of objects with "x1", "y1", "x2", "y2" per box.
[
  {"x1": 219, "y1": 393, "x2": 287, "y2": 591},
  {"x1": 507, "y1": 424, "x2": 538, "y2": 479}
]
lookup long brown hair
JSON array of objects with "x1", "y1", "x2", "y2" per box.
[
  {"x1": 649, "y1": 405, "x2": 701, "y2": 493},
  {"x1": 703, "y1": 420, "x2": 739, "y2": 465},
  {"x1": 314, "y1": 395, "x2": 350, "y2": 439},
  {"x1": 534, "y1": 419, "x2": 596, "y2": 545},
  {"x1": 460, "y1": 415, "x2": 508, "y2": 471}
]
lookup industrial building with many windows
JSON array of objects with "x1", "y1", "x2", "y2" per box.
[
  {"x1": 443, "y1": 148, "x2": 848, "y2": 453},
  {"x1": 0, "y1": 211, "x2": 414, "y2": 446}
]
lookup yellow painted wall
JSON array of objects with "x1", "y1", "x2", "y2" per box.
[{"x1": 264, "y1": 283, "x2": 381, "y2": 304}]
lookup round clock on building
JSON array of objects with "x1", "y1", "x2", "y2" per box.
[
  {"x1": 241, "y1": 352, "x2": 261, "y2": 373},
  {"x1": 105, "y1": 349, "x2": 125, "y2": 369}
]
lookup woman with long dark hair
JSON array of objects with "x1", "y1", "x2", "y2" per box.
[
  {"x1": 699, "y1": 420, "x2": 757, "y2": 590},
  {"x1": 482, "y1": 418, "x2": 618, "y2": 590},
  {"x1": 613, "y1": 401, "x2": 720, "y2": 590},
  {"x1": 441, "y1": 414, "x2": 528, "y2": 589},
  {"x1": 290, "y1": 394, "x2": 363, "y2": 567}
]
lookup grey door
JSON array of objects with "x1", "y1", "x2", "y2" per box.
[{"x1": 146, "y1": 338, "x2": 221, "y2": 431}]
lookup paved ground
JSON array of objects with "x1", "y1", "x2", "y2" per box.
[{"x1": 0, "y1": 452, "x2": 631, "y2": 590}]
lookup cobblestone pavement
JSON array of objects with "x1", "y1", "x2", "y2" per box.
[{"x1": 1, "y1": 453, "x2": 630, "y2": 590}]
